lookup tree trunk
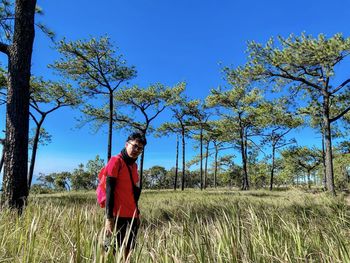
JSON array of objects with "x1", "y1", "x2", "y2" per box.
[
  {"x1": 0, "y1": 141, "x2": 5, "y2": 174},
  {"x1": 139, "y1": 147, "x2": 145, "y2": 190},
  {"x1": 269, "y1": 146, "x2": 276, "y2": 191},
  {"x1": 2, "y1": 0, "x2": 37, "y2": 211},
  {"x1": 174, "y1": 134, "x2": 179, "y2": 190},
  {"x1": 204, "y1": 140, "x2": 209, "y2": 189},
  {"x1": 214, "y1": 142, "x2": 218, "y2": 188},
  {"x1": 181, "y1": 127, "x2": 185, "y2": 191},
  {"x1": 321, "y1": 130, "x2": 327, "y2": 190},
  {"x1": 200, "y1": 127, "x2": 203, "y2": 190},
  {"x1": 28, "y1": 116, "x2": 45, "y2": 190},
  {"x1": 240, "y1": 126, "x2": 249, "y2": 190},
  {"x1": 107, "y1": 92, "x2": 113, "y2": 161},
  {"x1": 244, "y1": 131, "x2": 249, "y2": 190},
  {"x1": 322, "y1": 94, "x2": 336, "y2": 196},
  {"x1": 307, "y1": 170, "x2": 311, "y2": 189}
]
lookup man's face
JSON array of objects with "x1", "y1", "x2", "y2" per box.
[{"x1": 125, "y1": 140, "x2": 144, "y2": 159}]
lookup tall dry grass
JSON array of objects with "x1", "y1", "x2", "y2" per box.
[{"x1": 0, "y1": 189, "x2": 349, "y2": 262}]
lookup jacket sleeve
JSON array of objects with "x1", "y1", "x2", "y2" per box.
[{"x1": 105, "y1": 176, "x2": 116, "y2": 219}]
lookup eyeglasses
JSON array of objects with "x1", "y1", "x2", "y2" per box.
[{"x1": 128, "y1": 141, "x2": 144, "y2": 152}]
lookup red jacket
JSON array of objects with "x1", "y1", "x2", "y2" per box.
[{"x1": 105, "y1": 154, "x2": 139, "y2": 218}]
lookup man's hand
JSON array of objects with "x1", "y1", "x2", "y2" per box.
[{"x1": 105, "y1": 218, "x2": 115, "y2": 236}]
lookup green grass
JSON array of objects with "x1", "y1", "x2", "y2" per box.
[{"x1": 0, "y1": 188, "x2": 350, "y2": 262}]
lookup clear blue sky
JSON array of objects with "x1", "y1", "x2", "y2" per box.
[{"x1": 0, "y1": 0, "x2": 350, "y2": 182}]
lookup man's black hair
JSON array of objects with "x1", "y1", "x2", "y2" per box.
[{"x1": 127, "y1": 132, "x2": 147, "y2": 146}]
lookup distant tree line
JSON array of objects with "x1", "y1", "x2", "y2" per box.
[
  {"x1": 31, "y1": 155, "x2": 104, "y2": 193},
  {"x1": 32, "y1": 144, "x2": 350, "y2": 193}
]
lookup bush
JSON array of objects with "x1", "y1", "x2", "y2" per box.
[{"x1": 30, "y1": 184, "x2": 53, "y2": 194}]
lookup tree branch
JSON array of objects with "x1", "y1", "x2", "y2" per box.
[
  {"x1": 148, "y1": 105, "x2": 166, "y2": 123},
  {"x1": 275, "y1": 140, "x2": 295, "y2": 149},
  {"x1": 247, "y1": 138, "x2": 266, "y2": 155},
  {"x1": 330, "y1": 106, "x2": 350, "y2": 123},
  {"x1": 112, "y1": 79, "x2": 123, "y2": 91},
  {"x1": 0, "y1": 42, "x2": 9, "y2": 55},
  {"x1": 272, "y1": 65, "x2": 323, "y2": 92},
  {"x1": 298, "y1": 65, "x2": 321, "y2": 77},
  {"x1": 29, "y1": 101, "x2": 44, "y2": 115},
  {"x1": 29, "y1": 112, "x2": 39, "y2": 126},
  {"x1": 332, "y1": 78, "x2": 350, "y2": 94},
  {"x1": 85, "y1": 70, "x2": 109, "y2": 90},
  {"x1": 71, "y1": 49, "x2": 110, "y2": 90},
  {"x1": 45, "y1": 103, "x2": 64, "y2": 115},
  {"x1": 95, "y1": 50, "x2": 113, "y2": 90}
]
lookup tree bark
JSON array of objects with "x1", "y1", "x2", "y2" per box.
[
  {"x1": 200, "y1": 126, "x2": 203, "y2": 190},
  {"x1": 107, "y1": 92, "x2": 113, "y2": 161},
  {"x1": 174, "y1": 134, "x2": 179, "y2": 190},
  {"x1": 321, "y1": 129, "x2": 327, "y2": 190},
  {"x1": 214, "y1": 142, "x2": 218, "y2": 188},
  {"x1": 28, "y1": 116, "x2": 45, "y2": 190},
  {"x1": 307, "y1": 170, "x2": 311, "y2": 189},
  {"x1": 0, "y1": 148, "x2": 4, "y2": 176},
  {"x1": 240, "y1": 126, "x2": 249, "y2": 190},
  {"x1": 2, "y1": 0, "x2": 37, "y2": 211},
  {"x1": 322, "y1": 93, "x2": 336, "y2": 196},
  {"x1": 269, "y1": 146, "x2": 276, "y2": 191},
  {"x1": 204, "y1": 140, "x2": 209, "y2": 189},
  {"x1": 0, "y1": 139, "x2": 5, "y2": 174},
  {"x1": 181, "y1": 127, "x2": 185, "y2": 191},
  {"x1": 139, "y1": 146, "x2": 145, "y2": 190}
]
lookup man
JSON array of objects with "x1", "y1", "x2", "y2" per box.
[{"x1": 104, "y1": 132, "x2": 146, "y2": 259}]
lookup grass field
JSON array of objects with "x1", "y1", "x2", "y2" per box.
[{"x1": 0, "y1": 188, "x2": 350, "y2": 262}]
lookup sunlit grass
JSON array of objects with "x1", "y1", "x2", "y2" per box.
[{"x1": 0, "y1": 188, "x2": 349, "y2": 262}]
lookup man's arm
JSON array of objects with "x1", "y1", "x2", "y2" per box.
[{"x1": 105, "y1": 176, "x2": 117, "y2": 233}]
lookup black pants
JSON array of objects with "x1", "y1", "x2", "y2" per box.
[{"x1": 105, "y1": 217, "x2": 140, "y2": 252}]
